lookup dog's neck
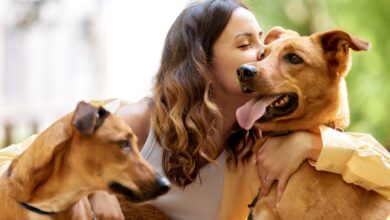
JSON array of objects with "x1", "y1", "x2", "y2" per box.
[
  {"x1": 26, "y1": 176, "x2": 95, "y2": 215},
  {"x1": 21, "y1": 147, "x2": 97, "y2": 216}
]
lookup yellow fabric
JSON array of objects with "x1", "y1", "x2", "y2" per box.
[
  {"x1": 314, "y1": 125, "x2": 390, "y2": 199},
  {"x1": 0, "y1": 134, "x2": 37, "y2": 176},
  {"x1": 220, "y1": 126, "x2": 390, "y2": 219}
]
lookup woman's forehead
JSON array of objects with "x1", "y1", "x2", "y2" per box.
[{"x1": 223, "y1": 7, "x2": 262, "y2": 38}]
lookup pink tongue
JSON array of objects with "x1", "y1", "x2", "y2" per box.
[{"x1": 236, "y1": 96, "x2": 280, "y2": 130}]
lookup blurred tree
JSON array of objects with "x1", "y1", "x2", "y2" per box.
[{"x1": 248, "y1": 0, "x2": 390, "y2": 146}]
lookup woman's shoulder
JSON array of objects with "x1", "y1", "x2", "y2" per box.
[{"x1": 116, "y1": 98, "x2": 152, "y2": 148}]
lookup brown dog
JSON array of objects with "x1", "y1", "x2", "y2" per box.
[
  {"x1": 0, "y1": 101, "x2": 170, "y2": 220},
  {"x1": 236, "y1": 27, "x2": 390, "y2": 219}
]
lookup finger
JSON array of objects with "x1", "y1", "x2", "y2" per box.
[
  {"x1": 261, "y1": 184, "x2": 272, "y2": 196},
  {"x1": 276, "y1": 176, "x2": 288, "y2": 205},
  {"x1": 261, "y1": 175, "x2": 274, "y2": 196}
]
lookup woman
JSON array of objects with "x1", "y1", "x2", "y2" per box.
[
  {"x1": 1, "y1": 0, "x2": 389, "y2": 219},
  {"x1": 88, "y1": 0, "x2": 389, "y2": 219}
]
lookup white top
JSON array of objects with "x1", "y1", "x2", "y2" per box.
[{"x1": 141, "y1": 130, "x2": 226, "y2": 220}]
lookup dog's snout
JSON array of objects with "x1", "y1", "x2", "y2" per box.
[
  {"x1": 156, "y1": 175, "x2": 170, "y2": 193},
  {"x1": 237, "y1": 65, "x2": 257, "y2": 81},
  {"x1": 237, "y1": 64, "x2": 257, "y2": 94}
]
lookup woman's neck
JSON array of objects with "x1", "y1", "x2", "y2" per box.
[{"x1": 213, "y1": 92, "x2": 252, "y2": 148}]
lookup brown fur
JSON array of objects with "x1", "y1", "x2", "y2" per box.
[
  {"x1": 118, "y1": 195, "x2": 170, "y2": 220},
  {"x1": 242, "y1": 27, "x2": 390, "y2": 219},
  {"x1": 0, "y1": 101, "x2": 169, "y2": 220}
]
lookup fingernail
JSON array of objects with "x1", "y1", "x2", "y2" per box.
[{"x1": 276, "y1": 202, "x2": 280, "y2": 209}]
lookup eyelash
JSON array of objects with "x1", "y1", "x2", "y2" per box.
[{"x1": 238, "y1": 43, "x2": 251, "y2": 48}]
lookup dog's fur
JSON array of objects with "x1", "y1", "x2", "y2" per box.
[
  {"x1": 118, "y1": 195, "x2": 171, "y2": 220},
  {"x1": 0, "y1": 101, "x2": 170, "y2": 220},
  {"x1": 236, "y1": 27, "x2": 390, "y2": 219}
]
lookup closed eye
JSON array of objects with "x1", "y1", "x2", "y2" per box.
[
  {"x1": 238, "y1": 43, "x2": 251, "y2": 48},
  {"x1": 283, "y1": 53, "x2": 304, "y2": 64}
]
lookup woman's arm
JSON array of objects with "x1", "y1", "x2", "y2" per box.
[
  {"x1": 0, "y1": 134, "x2": 38, "y2": 176},
  {"x1": 314, "y1": 125, "x2": 390, "y2": 199},
  {"x1": 256, "y1": 126, "x2": 390, "y2": 204},
  {"x1": 116, "y1": 98, "x2": 151, "y2": 151}
]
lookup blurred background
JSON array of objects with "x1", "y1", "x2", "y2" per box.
[{"x1": 0, "y1": 0, "x2": 388, "y2": 148}]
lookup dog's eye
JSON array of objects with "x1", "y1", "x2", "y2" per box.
[
  {"x1": 283, "y1": 53, "x2": 304, "y2": 64},
  {"x1": 118, "y1": 140, "x2": 132, "y2": 153}
]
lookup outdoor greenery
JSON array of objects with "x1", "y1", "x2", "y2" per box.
[{"x1": 248, "y1": 0, "x2": 390, "y2": 147}]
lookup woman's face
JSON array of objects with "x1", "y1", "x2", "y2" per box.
[{"x1": 210, "y1": 7, "x2": 264, "y2": 103}]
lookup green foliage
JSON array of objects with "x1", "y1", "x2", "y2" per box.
[{"x1": 247, "y1": 0, "x2": 390, "y2": 146}]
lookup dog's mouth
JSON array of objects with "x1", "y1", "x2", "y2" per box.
[
  {"x1": 109, "y1": 176, "x2": 170, "y2": 203},
  {"x1": 262, "y1": 93, "x2": 298, "y2": 121},
  {"x1": 236, "y1": 93, "x2": 298, "y2": 130}
]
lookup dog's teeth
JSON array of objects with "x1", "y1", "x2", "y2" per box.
[{"x1": 270, "y1": 95, "x2": 290, "y2": 108}]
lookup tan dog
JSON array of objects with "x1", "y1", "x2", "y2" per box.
[
  {"x1": 0, "y1": 101, "x2": 170, "y2": 220},
  {"x1": 236, "y1": 27, "x2": 390, "y2": 219}
]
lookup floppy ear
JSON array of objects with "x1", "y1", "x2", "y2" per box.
[
  {"x1": 72, "y1": 101, "x2": 109, "y2": 136},
  {"x1": 264, "y1": 26, "x2": 300, "y2": 44},
  {"x1": 315, "y1": 30, "x2": 370, "y2": 77}
]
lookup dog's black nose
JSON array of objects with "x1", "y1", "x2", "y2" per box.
[
  {"x1": 156, "y1": 175, "x2": 170, "y2": 193},
  {"x1": 237, "y1": 65, "x2": 257, "y2": 81}
]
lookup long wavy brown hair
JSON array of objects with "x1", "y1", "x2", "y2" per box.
[{"x1": 151, "y1": 0, "x2": 259, "y2": 187}]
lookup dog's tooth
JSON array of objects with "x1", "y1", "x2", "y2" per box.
[{"x1": 284, "y1": 96, "x2": 289, "y2": 102}]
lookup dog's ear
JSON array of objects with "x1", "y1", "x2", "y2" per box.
[
  {"x1": 264, "y1": 26, "x2": 300, "y2": 45},
  {"x1": 315, "y1": 30, "x2": 370, "y2": 76},
  {"x1": 72, "y1": 101, "x2": 109, "y2": 136}
]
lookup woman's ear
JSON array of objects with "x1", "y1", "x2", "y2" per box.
[{"x1": 264, "y1": 26, "x2": 299, "y2": 45}]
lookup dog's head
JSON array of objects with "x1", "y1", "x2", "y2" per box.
[
  {"x1": 7, "y1": 101, "x2": 170, "y2": 204},
  {"x1": 236, "y1": 27, "x2": 370, "y2": 132}
]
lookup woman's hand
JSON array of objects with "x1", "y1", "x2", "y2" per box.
[
  {"x1": 88, "y1": 191, "x2": 125, "y2": 220},
  {"x1": 255, "y1": 131, "x2": 322, "y2": 205}
]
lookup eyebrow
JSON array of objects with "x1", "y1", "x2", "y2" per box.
[{"x1": 235, "y1": 31, "x2": 264, "y2": 39}]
